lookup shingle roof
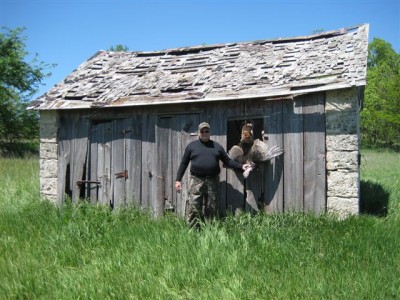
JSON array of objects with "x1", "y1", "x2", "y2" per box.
[{"x1": 30, "y1": 24, "x2": 369, "y2": 110}]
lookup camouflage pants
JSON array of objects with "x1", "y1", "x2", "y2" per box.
[{"x1": 186, "y1": 175, "x2": 219, "y2": 228}]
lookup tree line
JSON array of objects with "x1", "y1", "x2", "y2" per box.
[{"x1": 0, "y1": 27, "x2": 399, "y2": 154}]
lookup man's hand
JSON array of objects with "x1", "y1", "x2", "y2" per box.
[
  {"x1": 242, "y1": 164, "x2": 251, "y2": 171},
  {"x1": 175, "y1": 181, "x2": 182, "y2": 192}
]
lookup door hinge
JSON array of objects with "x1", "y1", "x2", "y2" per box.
[
  {"x1": 115, "y1": 170, "x2": 128, "y2": 179},
  {"x1": 77, "y1": 180, "x2": 101, "y2": 187}
]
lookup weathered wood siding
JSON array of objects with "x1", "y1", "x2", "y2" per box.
[{"x1": 56, "y1": 92, "x2": 326, "y2": 215}]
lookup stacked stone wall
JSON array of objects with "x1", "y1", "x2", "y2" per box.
[
  {"x1": 326, "y1": 87, "x2": 360, "y2": 217},
  {"x1": 39, "y1": 111, "x2": 59, "y2": 203}
]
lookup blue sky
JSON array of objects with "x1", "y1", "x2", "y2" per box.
[{"x1": 1, "y1": 0, "x2": 399, "y2": 99}]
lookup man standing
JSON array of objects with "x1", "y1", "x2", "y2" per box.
[{"x1": 175, "y1": 122, "x2": 249, "y2": 228}]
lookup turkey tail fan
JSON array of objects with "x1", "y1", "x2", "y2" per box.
[
  {"x1": 250, "y1": 140, "x2": 284, "y2": 163},
  {"x1": 262, "y1": 145, "x2": 284, "y2": 161}
]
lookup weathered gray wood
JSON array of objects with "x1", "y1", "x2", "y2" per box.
[
  {"x1": 89, "y1": 124, "x2": 99, "y2": 203},
  {"x1": 157, "y1": 116, "x2": 172, "y2": 216},
  {"x1": 112, "y1": 119, "x2": 127, "y2": 207},
  {"x1": 57, "y1": 119, "x2": 71, "y2": 204},
  {"x1": 99, "y1": 122, "x2": 112, "y2": 206},
  {"x1": 53, "y1": 95, "x2": 329, "y2": 215},
  {"x1": 71, "y1": 116, "x2": 89, "y2": 203},
  {"x1": 175, "y1": 114, "x2": 199, "y2": 217},
  {"x1": 164, "y1": 117, "x2": 175, "y2": 212},
  {"x1": 125, "y1": 115, "x2": 142, "y2": 207},
  {"x1": 172, "y1": 117, "x2": 183, "y2": 216},
  {"x1": 204, "y1": 102, "x2": 227, "y2": 214},
  {"x1": 96, "y1": 123, "x2": 105, "y2": 204},
  {"x1": 264, "y1": 101, "x2": 284, "y2": 212},
  {"x1": 141, "y1": 113, "x2": 157, "y2": 213},
  {"x1": 303, "y1": 93, "x2": 326, "y2": 214},
  {"x1": 155, "y1": 113, "x2": 201, "y2": 217},
  {"x1": 215, "y1": 100, "x2": 244, "y2": 215},
  {"x1": 283, "y1": 99, "x2": 304, "y2": 211}
]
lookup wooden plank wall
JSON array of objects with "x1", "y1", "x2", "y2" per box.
[
  {"x1": 56, "y1": 92, "x2": 326, "y2": 215},
  {"x1": 224, "y1": 93, "x2": 326, "y2": 214}
]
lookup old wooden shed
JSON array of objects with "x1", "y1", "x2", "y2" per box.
[{"x1": 31, "y1": 24, "x2": 369, "y2": 217}]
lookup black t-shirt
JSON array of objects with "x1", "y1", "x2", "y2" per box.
[{"x1": 175, "y1": 139, "x2": 243, "y2": 181}]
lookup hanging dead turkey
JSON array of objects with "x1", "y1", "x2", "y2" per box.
[{"x1": 228, "y1": 123, "x2": 284, "y2": 178}]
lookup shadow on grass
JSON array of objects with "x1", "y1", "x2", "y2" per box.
[{"x1": 360, "y1": 180, "x2": 389, "y2": 217}]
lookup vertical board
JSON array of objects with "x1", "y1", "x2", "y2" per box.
[
  {"x1": 95, "y1": 123, "x2": 105, "y2": 204},
  {"x1": 88, "y1": 124, "x2": 99, "y2": 203},
  {"x1": 99, "y1": 122, "x2": 113, "y2": 206},
  {"x1": 57, "y1": 115, "x2": 72, "y2": 204},
  {"x1": 303, "y1": 93, "x2": 326, "y2": 213},
  {"x1": 125, "y1": 115, "x2": 142, "y2": 207},
  {"x1": 71, "y1": 116, "x2": 89, "y2": 203},
  {"x1": 223, "y1": 101, "x2": 245, "y2": 215},
  {"x1": 264, "y1": 101, "x2": 284, "y2": 212},
  {"x1": 174, "y1": 114, "x2": 199, "y2": 217},
  {"x1": 111, "y1": 119, "x2": 127, "y2": 207},
  {"x1": 141, "y1": 113, "x2": 157, "y2": 212},
  {"x1": 283, "y1": 99, "x2": 304, "y2": 211},
  {"x1": 157, "y1": 117, "x2": 172, "y2": 216},
  {"x1": 205, "y1": 102, "x2": 229, "y2": 214}
]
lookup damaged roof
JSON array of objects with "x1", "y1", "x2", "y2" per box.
[{"x1": 30, "y1": 24, "x2": 369, "y2": 110}]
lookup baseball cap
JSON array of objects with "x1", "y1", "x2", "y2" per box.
[{"x1": 198, "y1": 122, "x2": 210, "y2": 130}]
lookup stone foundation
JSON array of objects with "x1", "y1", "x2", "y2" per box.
[
  {"x1": 39, "y1": 110, "x2": 59, "y2": 203},
  {"x1": 325, "y1": 88, "x2": 360, "y2": 217}
]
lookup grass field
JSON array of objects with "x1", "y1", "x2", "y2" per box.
[{"x1": 0, "y1": 150, "x2": 399, "y2": 299}]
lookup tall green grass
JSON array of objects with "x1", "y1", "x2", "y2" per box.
[{"x1": 1, "y1": 151, "x2": 399, "y2": 299}]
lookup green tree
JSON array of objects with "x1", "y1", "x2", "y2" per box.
[
  {"x1": 0, "y1": 27, "x2": 52, "y2": 148},
  {"x1": 108, "y1": 44, "x2": 129, "y2": 52},
  {"x1": 361, "y1": 38, "x2": 400, "y2": 149}
]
